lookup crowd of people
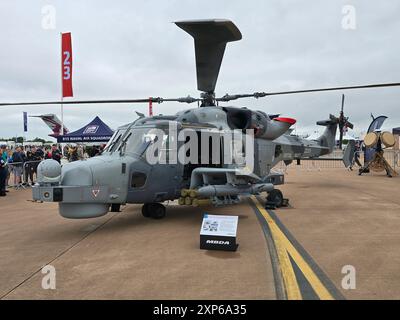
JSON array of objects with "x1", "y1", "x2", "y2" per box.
[
  {"x1": 0, "y1": 144, "x2": 62, "y2": 196},
  {"x1": 0, "y1": 143, "x2": 106, "y2": 197},
  {"x1": 64, "y1": 145, "x2": 85, "y2": 162}
]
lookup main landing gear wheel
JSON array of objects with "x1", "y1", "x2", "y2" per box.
[
  {"x1": 142, "y1": 204, "x2": 151, "y2": 217},
  {"x1": 142, "y1": 203, "x2": 166, "y2": 219},
  {"x1": 266, "y1": 189, "x2": 284, "y2": 209}
]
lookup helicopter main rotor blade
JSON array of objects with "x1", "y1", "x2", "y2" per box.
[
  {"x1": 0, "y1": 96, "x2": 200, "y2": 107},
  {"x1": 2, "y1": 82, "x2": 400, "y2": 107},
  {"x1": 176, "y1": 19, "x2": 242, "y2": 93},
  {"x1": 217, "y1": 82, "x2": 400, "y2": 102}
]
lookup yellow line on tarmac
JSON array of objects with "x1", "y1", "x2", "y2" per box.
[
  {"x1": 251, "y1": 196, "x2": 301, "y2": 300},
  {"x1": 282, "y1": 235, "x2": 334, "y2": 300},
  {"x1": 251, "y1": 196, "x2": 334, "y2": 300}
]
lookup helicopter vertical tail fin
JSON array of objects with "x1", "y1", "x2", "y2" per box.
[{"x1": 315, "y1": 114, "x2": 339, "y2": 155}]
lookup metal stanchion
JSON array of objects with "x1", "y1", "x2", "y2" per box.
[
  {"x1": 23, "y1": 160, "x2": 43, "y2": 187},
  {"x1": 8, "y1": 160, "x2": 43, "y2": 190},
  {"x1": 8, "y1": 161, "x2": 25, "y2": 190}
]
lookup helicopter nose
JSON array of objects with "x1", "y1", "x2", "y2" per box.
[
  {"x1": 58, "y1": 161, "x2": 110, "y2": 219},
  {"x1": 61, "y1": 161, "x2": 93, "y2": 186}
]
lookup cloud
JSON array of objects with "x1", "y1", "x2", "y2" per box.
[{"x1": 0, "y1": 0, "x2": 399, "y2": 140}]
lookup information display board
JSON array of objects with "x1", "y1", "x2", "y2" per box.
[{"x1": 200, "y1": 214, "x2": 239, "y2": 251}]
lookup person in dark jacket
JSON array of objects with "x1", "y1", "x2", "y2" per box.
[
  {"x1": 12, "y1": 146, "x2": 25, "y2": 186},
  {"x1": 25, "y1": 146, "x2": 42, "y2": 185},
  {"x1": 0, "y1": 159, "x2": 7, "y2": 196},
  {"x1": 36, "y1": 146, "x2": 45, "y2": 159},
  {"x1": 51, "y1": 145, "x2": 62, "y2": 163}
]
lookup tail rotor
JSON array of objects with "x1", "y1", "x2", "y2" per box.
[{"x1": 338, "y1": 94, "x2": 354, "y2": 149}]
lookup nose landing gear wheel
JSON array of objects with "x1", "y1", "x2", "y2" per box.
[
  {"x1": 142, "y1": 203, "x2": 166, "y2": 219},
  {"x1": 110, "y1": 204, "x2": 121, "y2": 212}
]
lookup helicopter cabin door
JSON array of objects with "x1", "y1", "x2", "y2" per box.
[
  {"x1": 182, "y1": 129, "x2": 224, "y2": 186},
  {"x1": 126, "y1": 127, "x2": 183, "y2": 204}
]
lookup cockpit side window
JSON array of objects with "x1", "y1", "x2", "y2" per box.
[
  {"x1": 118, "y1": 132, "x2": 132, "y2": 153},
  {"x1": 109, "y1": 134, "x2": 122, "y2": 152},
  {"x1": 131, "y1": 172, "x2": 147, "y2": 188},
  {"x1": 103, "y1": 129, "x2": 127, "y2": 153},
  {"x1": 122, "y1": 128, "x2": 165, "y2": 157},
  {"x1": 103, "y1": 131, "x2": 118, "y2": 152}
]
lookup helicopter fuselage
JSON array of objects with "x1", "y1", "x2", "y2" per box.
[{"x1": 32, "y1": 105, "x2": 339, "y2": 219}]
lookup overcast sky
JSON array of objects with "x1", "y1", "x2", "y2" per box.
[{"x1": 1, "y1": 0, "x2": 399, "y2": 140}]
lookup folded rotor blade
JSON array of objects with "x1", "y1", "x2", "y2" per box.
[{"x1": 176, "y1": 19, "x2": 242, "y2": 93}]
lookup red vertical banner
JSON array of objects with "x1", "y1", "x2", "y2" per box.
[
  {"x1": 149, "y1": 98, "x2": 153, "y2": 116},
  {"x1": 61, "y1": 32, "x2": 73, "y2": 97}
]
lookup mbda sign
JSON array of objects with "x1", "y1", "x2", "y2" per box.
[
  {"x1": 206, "y1": 240, "x2": 230, "y2": 245},
  {"x1": 200, "y1": 214, "x2": 239, "y2": 251}
]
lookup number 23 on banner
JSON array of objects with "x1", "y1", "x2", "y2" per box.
[
  {"x1": 63, "y1": 51, "x2": 71, "y2": 80},
  {"x1": 61, "y1": 32, "x2": 73, "y2": 97}
]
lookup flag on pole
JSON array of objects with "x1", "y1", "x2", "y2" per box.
[
  {"x1": 61, "y1": 32, "x2": 73, "y2": 97},
  {"x1": 367, "y1": 115, "x2": 387, "y2": 133},
  {"x1": 23, "y1": 112, "x2": 28, "y2": 132},
  {"x1": 149, "y1": 98, "x2": 153, "y2": 116}
]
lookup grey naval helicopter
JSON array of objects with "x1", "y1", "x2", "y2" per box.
[{"x1": 2, "y1": 19, "x2": 400, "y2": 219}]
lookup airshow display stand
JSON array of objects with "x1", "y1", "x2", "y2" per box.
[
  {"x1": 57, "y1": 116, "x2": 114, "y2": 143},
  {"x1": 200, "y1": 214, "x2": 239, "y2": 252}
]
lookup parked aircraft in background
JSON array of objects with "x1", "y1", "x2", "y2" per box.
[{"x1": 30, "y1": 114, "x2": 69, "y2": 137}]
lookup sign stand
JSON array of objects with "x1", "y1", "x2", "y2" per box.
[{"x1": 200, "y1": 214, "x2": 239, "y2": 252}]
